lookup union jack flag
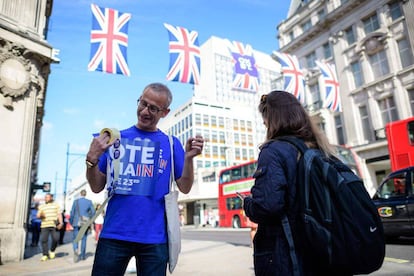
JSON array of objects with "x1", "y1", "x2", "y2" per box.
[
  {"x1": 88, "y1": 4, "x2": 131, "y2": 76},
  {"x1": 316, "y1": 60, "x2": 342, "y2": 112},
  {"x1": 272, "y1": 52, "x2": 305, "y2": 104},
  {"x1": 164, "y1": 23, "x2": 201, "y2": 85},
  {"x1": 228, "y1": 41, "x2": 259, "y2": 92}
]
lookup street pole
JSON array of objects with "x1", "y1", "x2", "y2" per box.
[
  {"x1": 64, "y1": 143, "x2": 69, "y2": 211},
  {"x1": 63, "y1": 143, "x2": 86, "y2": 211}
]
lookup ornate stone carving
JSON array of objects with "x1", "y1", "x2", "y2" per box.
[{"x1": 0, "y1": 40, "x2": 37, "y2": 110}]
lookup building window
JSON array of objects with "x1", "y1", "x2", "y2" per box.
[
  {"x1": 345, "y1": 26, "x2": 356, "y2": 45},
  {"x1": 389, "y1": 1, "x2": 403, "y2": 21},
  {"x1": 305, "y1": 51, "x2": 317, "y2": 68},
  {"x1": 242, "y1": 148, "x2": 247, "y2": 160},
  {"x1": 317, "y1": 8, "x2": 326, "y2": 21},
  {"x1": 309, "y1": 83, "x2": 322, "y2": 110},
  {"x1": 218, "y1": 116, "x2": 224, "y2": 128},
  {"x1": 203, "y1": 129, "x2": 210, "y2": 143},
  {"x1": 408, "y1": 89, "x2": 414, "y2": 114},
  {"x1": 233, "y1": 119, "x2": 239, "y2": 130},
  {"x1": 241, "y1": 134, "x2": 246, "y2": 145},
  {"x1": 289, "y1": 31, "x2": 294, "y2": 42},
  {"x1": 378, "y1": 97, "x2": 399, "y2": 124},
  {"x1": 247, "y1": 121, "x2": 252, "y2": 131},
  {"x1": 234, "y1": 133, "x2": 240, "y2": 144},
  {"x1": 323, "y1": 42, "x2": 332, "y2": 59},
  {"x1": 212, "y1": 146, "x2": 218, "y2": 157},
  {"x1": 248, "y1": 135, "x2": 253, "y2": 146},
  {"x1": 211, "y1": 115, "x2": 217, "y2": 127},
  {"x1": 219, "y1": 131, "x2": 225, "y2": 143},
  {"x1": 398, "y1": 38, "x2": 414, "y2": 68},
  {"x1": 301, "y1": 19, "x2": 312, "y2": 32},
  {"x1": 235, "y1": 148, "x2": 241, "y2": 159},
  {"x1": 240, "y1": 120, "x2": 246, "y2": 131},
  {"x1": 195, "y1": 113, "x2": 201, "y2": 126},
  {"x1": 211, "y1": 130, "x2": 218, "y2": 143},
  {"x1": 335, "y1": 114, "x2": 345, "y2": 145},
  {"x1": 369, "y1": 50, "x2": 389, "y2": 78},
  {"x1": 350, "y1": 61, "x2": 364, "y2": 88},
  {"x1": 359, "y1": 105, "x2": 373, "y2": 142},
  {"x1": 203, "y1": 114, "x2": 209, "y2": 126},
  {"x1": 363, "y1": 13, "x2": 380, "y2": 34}
]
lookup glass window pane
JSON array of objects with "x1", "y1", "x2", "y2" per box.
[
  {"x1": 351, "y1": 61, "x2": 364, "y2": 88},
  {"x1": 398, "y1": 39, "x2": 414, "y2": 68}
]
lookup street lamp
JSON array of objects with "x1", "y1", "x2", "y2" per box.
[{"x1": 63, "y1": 143, "x2": 85, "y2": 211}]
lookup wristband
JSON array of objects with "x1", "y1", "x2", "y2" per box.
[{"x1": 86, "y1": 159, "x2": 97, "y2": 169}]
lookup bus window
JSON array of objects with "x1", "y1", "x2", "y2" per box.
[
  {"x1": 231, "y1": 167, "x2": 242, "y2": 181},
  {"x1": 408, "y1": 121, "x2": 414, "y2": 145},
  {"x1": 226, "y1": 197, "x2": 242, "y2": 210},
  {"x1": 220, "y1": 171, "x2": 231, "y2": 184}
]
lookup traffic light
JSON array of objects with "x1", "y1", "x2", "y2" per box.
[{"x1": 42, "y1": 182, "x2": 51, "y2": 192}]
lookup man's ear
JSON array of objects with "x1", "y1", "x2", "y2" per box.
[{"x1": 162, "y1": 108, "x2": 171, "y2": 118}]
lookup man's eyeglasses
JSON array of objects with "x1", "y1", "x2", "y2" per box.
[
  {"x1": 137, "y1": 99, "x2": 165, "y2": 114},
  {"x1": 260, "y1": 94, "x2": 267, "y2": 104}
]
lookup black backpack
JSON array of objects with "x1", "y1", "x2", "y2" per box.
[{"x1": 278, "y1": 136, "x2": 385, "y2": 275}]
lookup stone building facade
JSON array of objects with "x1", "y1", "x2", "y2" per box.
[
  {"x1": 0, "y1": 0, "x2": 57, "y2": 263},
  {"x1": 277, "y1": 0, "x2": 414, "y2": 194}
]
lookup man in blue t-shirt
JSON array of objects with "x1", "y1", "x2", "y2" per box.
[{"x1": 86, "y1": 83, "x2": 204, "y2": 276}]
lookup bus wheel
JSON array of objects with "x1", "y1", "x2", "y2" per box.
[{"x1": 232, "y1": 216, "x2": 241, "y2": 228}]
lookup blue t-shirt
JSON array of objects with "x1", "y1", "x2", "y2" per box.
[{"x1": 98, "y1": 126, "x2": 184, "y2": 243}]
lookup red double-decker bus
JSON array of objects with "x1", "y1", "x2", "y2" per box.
[
  {"x1": 218, "y1": 145, "x2": 362, "y2": 228},
  {"x1": 386, "y1": 117, "x2": 414, "y2": 171},
  {"x1": 218, "y1": 160, "x2": 256, "y2": 228}
]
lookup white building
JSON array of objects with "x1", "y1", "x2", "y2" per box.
[
  {"x1": 159, "y1": 36, "x2": 282, "y2": 225},
  {"x1": 277, "y1": 0, "x2": 414, "y2": 195}
]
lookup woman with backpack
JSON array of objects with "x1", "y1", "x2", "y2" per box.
[{"x1": 240, "y1": 90, "x2": 334, "y2": 275}]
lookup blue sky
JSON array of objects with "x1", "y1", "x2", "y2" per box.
[{"x1": 37, "y1": 0, "x2": 290, "y2": 198}]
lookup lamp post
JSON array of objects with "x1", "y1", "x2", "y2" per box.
[{"x1": 63, "y1": 143, "x2": 85, "y2": 211}]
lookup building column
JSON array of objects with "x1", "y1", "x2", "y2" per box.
[{"x1": 0, "y1": 39, "x2": 49, "y2": 263}]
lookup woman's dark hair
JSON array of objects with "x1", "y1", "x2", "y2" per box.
[{"x1": 259, "y1": 90, "x2": 333, "y2": 156}]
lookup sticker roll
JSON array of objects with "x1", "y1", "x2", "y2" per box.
[{"x1": 100, "y1": 128, "x2": 121, "y2": 144}]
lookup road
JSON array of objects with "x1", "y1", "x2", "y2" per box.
[{"x1": 182, "y1": 227, "x2": 414, "y2": 275}]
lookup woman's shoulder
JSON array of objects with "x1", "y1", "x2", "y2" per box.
[{"x1": 261, "y1": 139, "x2": 298, "y2": 155}]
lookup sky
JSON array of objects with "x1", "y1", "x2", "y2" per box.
[{"x1": 37, "y1": 0, "x2": 291, "y2": 200}]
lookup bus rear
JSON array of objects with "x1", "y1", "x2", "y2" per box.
[
  {"x1": 218, "y1": 161, "x2": 256, "y2": 228},
  {"x1": 386, "y1": 117, "x2": 414, "y2": 171}
]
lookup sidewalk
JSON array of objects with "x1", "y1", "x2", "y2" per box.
[
  {"x1": 1, "y1": 228, "x2": 404, "y2": 275},
  {"x1": 0, "y1": 228, "x2": 254, "y2": 276}
]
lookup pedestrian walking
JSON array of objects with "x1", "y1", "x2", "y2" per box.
[
  {"x1": 93, "y1": 203, "x2": 104, "y2": 243},
  {"x1": 30, "y1": 202, "x2": 41, "y2": 247},
  {"x1": 58, "y1": 210, "x2": 67, "y2": 245},
  {"x1": 37, "y1": 193, "x2": 63, "y2": 261},
  {"x1": 69, "y1": 189, "x2": 95, "y2": 262}
]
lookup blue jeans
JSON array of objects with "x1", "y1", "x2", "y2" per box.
[
  {"x1": 92, "y1": 238, "x2": 168, "y2": 276},
  {"x1": 72, "y1": 226, "x2": 88, "y2": 259}
]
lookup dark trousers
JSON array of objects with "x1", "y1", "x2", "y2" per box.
[
  {"x1": 59, "y1": 224, "x2": 66, "y2": 244},
  {"x1": 40, "y1": 227, "x2": 59, "y2": 256},
  {"x1": 31, "y1": 221, "x2": 41, "y2": 245}
]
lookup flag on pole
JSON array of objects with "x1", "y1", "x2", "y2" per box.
[
  {"x1": 227, "y1": 41, "x2": 260, "y2": 92},
  {"x1": 272, "y1": 52, "x2": 305, "y2": 104},
  {"x1": 164, "y1": 23, "x2": 201, "y2": 85},
  {"x1": 316, "y1": 60, "x2": 342, "y2": 112},
  {"x1": 88, "y1": 4, "x2": 131, "y2": 76}
]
